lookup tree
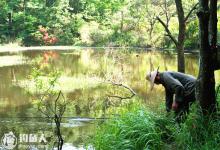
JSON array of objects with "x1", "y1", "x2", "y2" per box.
[
  {"x1": 31, "y1": 67, "x2": 67, "y2": 150},
  {"x1": 157, "y1": 0, "x2": 198, "y2": 73},
  {"x1": 146, "y1": 0, "x2": 170, "y2": 45},
  {"x1": 196, "y1": 0, "x2": 218, "y2": 115}
]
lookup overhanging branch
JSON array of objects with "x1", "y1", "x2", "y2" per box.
[
  {"x1": 184, "y1": 3, "x2": 199, "y2": 23},
  {"x1": 156, "y1": 16, "x2": 178, "y2": 46},
  {"x1": 106, "y1": 81, "x2": 136, "y2": 100}
]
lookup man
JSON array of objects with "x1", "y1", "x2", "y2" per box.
[{"x1": 146, "y1": 68, "x2": 196, "y2": 123}]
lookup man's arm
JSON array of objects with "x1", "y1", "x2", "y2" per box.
[
  {"x1": 165, "y1": 89, "x2": 173, "y2": 112},
  {"x1": 174, "y1": 83, "x2": 184, "y2": 103}
]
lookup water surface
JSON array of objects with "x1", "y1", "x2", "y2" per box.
[{"x1": 0, "y1": 48, "x2": 219, "y2": 149}]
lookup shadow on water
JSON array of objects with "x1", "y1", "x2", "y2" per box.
[{"x1": 0, "y1": 48, "x2": 219, "y2": 149}]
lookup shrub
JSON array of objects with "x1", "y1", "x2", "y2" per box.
[
  {"x1": 174, "y1": 108, "x2": 220, "y2": 149},
  {"x1": 32, "y1": 26, "x2": 58, "y2": 46},
  {"x1": 13, "y1": 13, "x2": 39, "y2": 46}
]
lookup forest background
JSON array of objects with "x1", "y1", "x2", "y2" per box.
[{"x1": 1, "y1": 0, "x2": 219, "y2": 49}]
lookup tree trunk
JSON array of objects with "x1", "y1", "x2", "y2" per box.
[
  {"x1": 8, "y1": 12, "x2": 12, "y2": 42},
  {"x1": 209, "y1": 0, "x2": 219, "y2": 70},
  {"x1": 209, "y1": 0, "x2": 217, "y2": 47},
  {"x1": 157, "y1": 1, "x2": 198, "y2": 73},
  {"x1": 197, "y1": 0, "x2": 217, "y2": 115},
  {"x1": 177, "y1": 42, "x2": 185, "y2": 73},
  {"x1": 54, "y1": 114, "x2": 64, "y2": 150},
  {"x1": 120, "y1": 11, "x2": 124, "y2": 33},
  {"x1": 217, "y1": 47, "x2": 220, "y2": 69},
  {"x1": 175, "y1": 0, "x2": 185, "y2": 73},
  {"x1": 149, "y1": 23, "x2": 153, "y2": 41}
]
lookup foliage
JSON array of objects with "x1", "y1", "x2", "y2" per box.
[
  {"x1": 216, "y1": 85, "x2": 220, "y2": 102},
  {"x1": 174, "y1": 103, "x2": 220, "y2": 149},
  {"x1": 0, "y1": 0, "x2": 210, "y2": 49},
  {"x1": 93, "y1": 100, "x2": 220, "y2": 150},
  {"x1": 13, "y1": 13, "x2": 39, "y2": 46},
  {"x1": 28, "y1": 55, "x2": 63, "y2": 115},
  {"x1": 185, "y1": 20, "x2": 199, "y2": 49},
  {"x1": 30, "y1": 57, "x2": 67, "y2": 149},
  {"x1": 32, "y1": 26, "x2": 58, "y2": 45}
]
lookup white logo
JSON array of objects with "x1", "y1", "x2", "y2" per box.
[
  {"x1": 1, "y1": 131, "x2": 17, "y2": 150},
  {"x1": 19, "y1": 133, "x2": 47, "y2": 143}
]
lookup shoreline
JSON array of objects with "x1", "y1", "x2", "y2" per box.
[{"x1": 0, "y1": 45, "x2": 199, "y2": 53}]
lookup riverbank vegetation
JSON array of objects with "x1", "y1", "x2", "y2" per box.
[
  {"x1": 92, "y1": 87, "x2": 220, "y2": 150},
  {"x1": 1, "y1": 0, "x2": 219, "y2": 49}
]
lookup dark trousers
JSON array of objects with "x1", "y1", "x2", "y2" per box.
[{"x1": 175, "y1": 92, "x2": 196, "y2": 123}]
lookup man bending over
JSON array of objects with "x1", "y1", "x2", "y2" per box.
[{"x1": 146, "y1": 68, "x2": 196, "y2": 123}]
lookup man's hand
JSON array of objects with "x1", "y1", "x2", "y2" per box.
[{"x1": 172, "y1": 101, "x2": 178, "y2": 111}]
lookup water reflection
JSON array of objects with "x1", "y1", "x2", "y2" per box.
[
  {"x1": 0, "y1": 117, "x2": 96, "y2": 150},
  {"x1": 0, "y1": 49, "x2": 219, "y2": 149}
]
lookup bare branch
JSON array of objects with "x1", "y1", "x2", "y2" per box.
[
  {"x1": 38, "y1": 107, "x2": 51, "y2": 118},
  {"x1": 36, "y1": 75, "x2": 59, "y2": 100},
  {"x1": 184, "y1": 3, "x2": 199, "y2": 23},
  {"x1": 106, "y1": 81, "x2": 136, "y2": 100},
  {"x1": 59, "y1": 92, "x2": 67, "y2": 117},
  {"x1": 156, "y1": 16, "x2": 178, "y2": 46},
  {"x1": 54, "y1": 91, "x2": 62, "y2": 114}
]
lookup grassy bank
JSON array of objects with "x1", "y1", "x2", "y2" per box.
[
  {"x1": 92, "y1": 106, "x2": 174, "y2": 150},
  {"x1": 92, "y1": 88, "x2": 220, "y2": 150}
]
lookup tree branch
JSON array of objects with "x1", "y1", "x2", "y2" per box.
[
  {"x1": 184, "y1": 3, "x2": 199, "y2": 23},
  {"x1": 156, "y1": 16, "x2": 178, "y2": 46},
  {"x1": 54, "y1": 91, "x2": 61, "y2": 113},
  {"x1": 106, "y1": 81, "x2": 136, "y2": 100}
]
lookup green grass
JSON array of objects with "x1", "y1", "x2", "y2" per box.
[
  {"x1": 92, "y1": 87, "x2": 220, "y2": 150},
  {"x1": 92, "y1": 105, "x2": 174, "y2": 150}
]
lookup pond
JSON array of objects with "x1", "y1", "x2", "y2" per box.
[{"x1": 0, "y1": 48, "x2": 219, "y2": 149}]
